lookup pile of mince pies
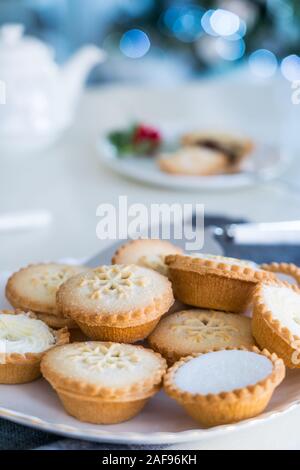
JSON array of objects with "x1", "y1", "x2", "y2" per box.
[{"x1": 2, "y1": 239, "x2": 300, "y2": 428}]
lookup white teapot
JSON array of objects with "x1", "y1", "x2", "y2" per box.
[{"x1": 0, "y1": 24, "x2": 106, "y2": 154}]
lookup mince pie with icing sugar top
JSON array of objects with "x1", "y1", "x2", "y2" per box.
[
  {"x1": 253, "y1": 281, "x2": 300, "y2": 368},
  {"x1": 148, "y1": 309, "x2": 255, "y2": 364},
  {"x1": 57, "y1": 264, "x2": 174, "y2": 343},
  {"x1": 164, "y1": 347, "x2": 285, "y2": 427},
  {"x1": 5, "y1": 263, "x2": 88, "y2": 329},
  {"x1": 41, "y1": 341, "x2": 167, "y2": 424}
]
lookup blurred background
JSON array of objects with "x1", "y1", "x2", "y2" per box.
[
  {"x1": 1, "y1": 0, "x2": 300, "y2": 270},
  {"x1": 1, "y1": 0, "x2": 300, "y2": 84}
]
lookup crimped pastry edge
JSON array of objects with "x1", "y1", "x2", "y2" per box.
[
  {"x1": 261, "y1": 262, "x2": 300, "y2": 286},
  {"x1": 34, "y1": 312, "x2": 78, "y2": 329},
  {"x1": 0, "y1": 309, "x2": 70, "y2": 365},
  {"x1": 147, "y1": 309, "x2": 255, "y2": 364},
  {"x1": 57, "y1": 291, "x2": 174, "y2": 327},
  {"x1": 253, "y1": 280, "x2": 300, "y2": 347},
  {"x1": 111, "y1": 239, "x2": 183, "y2": 265},
  {"x1": 165, "y1": 254, "x2": 277, "y2": 282},
  {"x1": 41, "y1": 342, "x2": 167, "y2": 399},
  {"x1": 148, "y1": 333, "x2": 256, "y2": 366},
  {"x1": 164, "y1": 346, "x2": 285, "y2": 404},
  {"x1": 56, "y1": 271, "x2": 174, "y2": 327},
  {"x1": 5, "y1": 263, "x2": 88, "y2": 316}
]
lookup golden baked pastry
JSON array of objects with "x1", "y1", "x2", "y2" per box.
[
  {"x1": 164, "y1": 347, "x2": 284, "y2": 427},
  {"x1": 112, "y1": 239, "x2": 183, "y2": 275},
  {"x1": 165, "y1": 253, "x2": 276, "y2": 313},
  {"x1": 252, "y1": 281, "x2": 300, "y2": 368},
  {"x1": 57, "y1": 265, "x2": 174, "y2": 343},
  {"x1": 0, "y1": 309, "x2": 69, "y2": 384},
  {"x1": 41, "y1": 342, "x2": 167, "y2": 424},
  {"x1": 148, "y1": 309, "x2": 255, "y2": 364}
]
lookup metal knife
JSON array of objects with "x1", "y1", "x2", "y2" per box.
[
  {"x1": 213, "y1": 220, "x2": 300, "y2": 245},
  {"x1": 84, "y1": 220, "x2": 300, "y2": 268}
]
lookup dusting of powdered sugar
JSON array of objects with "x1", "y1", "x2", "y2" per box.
[
  {"x1": 174, "y1": 350, "x2": 272, "y2": 395},
  {"x1": 263, "y1": 284, "x2": 300, "y2": 336}
]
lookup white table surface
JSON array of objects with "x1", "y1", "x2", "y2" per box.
[{"x1": 1, "y1": 72, "x2": 300, "y2": 449}]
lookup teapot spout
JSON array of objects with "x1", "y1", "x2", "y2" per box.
[{"x1": 61, "y1": 45, "x2": 106, "y2": 108}]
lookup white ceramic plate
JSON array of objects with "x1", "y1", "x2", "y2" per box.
[
  {"x1": 1, "y1": 271, "x2": 300, "y2": 445},
  {"x1": 96, "y1": 128, "x2": 287, "y2": 191}
]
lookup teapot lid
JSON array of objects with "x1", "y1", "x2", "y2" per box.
[{"x1": 0, "y1": 23, "x2": 53, "y2": 67}]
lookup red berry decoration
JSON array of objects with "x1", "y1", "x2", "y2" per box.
[
  {"x1": 134, "y1": 124, "x2": 160, "y2": 143},
  {"x1": 133, "y1": 124, "x2": 161, "y2": 155},
  {"x1": 108, "y1": 123, "x2": 162, "y2": 156}
]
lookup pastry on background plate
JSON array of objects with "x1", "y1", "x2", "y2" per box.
[
  {"x1": 56, "y1": 264, "x2": 174, "y2": 343},
  {"x1": 0, "y1": 309, "x2": 69, "y2": 384},
  {"x1": 158, "y1": 146, "x2": 229, "y2": 176},
  {"x1": 5, "y1": 263, "x2": 88, "y2": 329},
  {"x1": 181, "y1": 131, "x2": 253, "y2": 171},
  {"x1": 164, "y1": 347, "x2": 285, "y2": 427},
  {"x1": 41, "y1": 342, "x2": 167, "y2": 424},
  {"x1": 148, "y1": 309, "x2": 255, "y2": 364},
  {"x1": 165, "y1": 253, "x2": 276, "y2": 313},
  {"x1": 112, "y1": 239, "x2": 183, "y2": 275},
  {"x1": 252, "y1": 281, "x2": 300, "y2": 368}
]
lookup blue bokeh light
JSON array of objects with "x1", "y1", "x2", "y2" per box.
[
  {"x1": 163, "y1": 5, "x2": 204, "y2": 42},
  {"x1": 249, "y1": 49, "x2": 278, "y2": 78},
  {"x1": 216, "y1": 38, "x2": 245, "y2": 61},
  {"x1": 210, "y1": 9, "x2": 240, "y2": 37},
  {"x1": 281, "y1": 54, "x2": 300, "y2": 81},
  {"x1": 226, "y1": 19, "x2": 247, "y2": 41},
  {"x1": 120, "y1": 29, "x2": 151, "y2": 59},
  {"x1": 163, "y1": 6, "x2": 183, "y2": 30},
  {"x1": 201, "y1": 10, "x2": 218, "y2": 36}
]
